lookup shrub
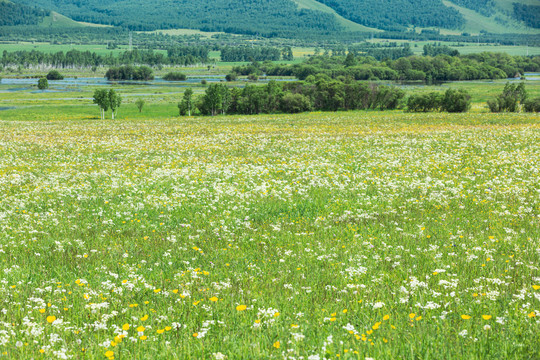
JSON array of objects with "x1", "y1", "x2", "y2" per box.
[
  {"x1": 46, "y1": 70, "x2": 64, "y2": 80},
  {"x1": 487, "y1": 83, "x2": 527, "y2": 113},
  {"x1": 135, "y1": 98, "x2": 145, "y2": 113},
  {"x1": 37, "y1": 77, "x2": 48, "y2": 90},
  {"x1": 280, "y1": 93, "x2": 312, "y2": 113},
  {"x1": 523, "y1": 97, "x2": 540, "y2": 113},
  {"x1": 407, "y1": 92, "x2": 443, "y2": 112},
  {"x1": 225, "y1": 73, "x2": 238, "y2": 82},
  {"x1": 105, "y1": 65, "x2": 154, "y2": 81},
  {"x1": 162, "y1": 72, "x2": 187, "y2": 81},
  {"x1": 441, "y1": 88, "x2": 471, "y2": 113}
]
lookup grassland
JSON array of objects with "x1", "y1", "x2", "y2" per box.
[
  {"x1": 0, "y1": 107, "x2": 539, "y2": 359},
  {"x1": 1, "y1": 68, "x2": 540, "y2": 359}
]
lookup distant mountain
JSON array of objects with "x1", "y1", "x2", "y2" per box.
[{"x1": 6, "y1": 0, "x2": 540, "y2": 37}]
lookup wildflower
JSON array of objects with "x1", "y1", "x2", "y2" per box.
[
  {"x1": 140, "y1": 335, "x2": 147, "y2": 340},
  {"x1": 461, "y1": 315, "x2": 471, "y2": 320},
  {"x1": 137, "y1": 326, "x2": 145, "y2": 332},
  {"x1": 482, "y1": 315, "x2": 492, "y2": 320},
  {"x1": 140, "y1": 315, "x2": 149, "y2": 321},
  {"x1": 273, "y1": 341, "x2": 280, "y2": 349},
  {"x1": 122, "y1": 323, "x2": 130, "y2": 331},
  {"x1": 236, "y1": 305, "x2": 247, "y2": 311},
  {"x1": 210, "y1": 297, "x2": 218, "y2": 302},
  {"x1": 533, "y1": 285, "x2": 540, "y2": 290},
  {"x1": 528, "y1": 312, "x2": 536, "y2": 318},
  {"x1": 105, "y1": 351, "x2": 114, "y2": 357},
  {"x1": 383, "y1": 315, "x2": 390, "y2": 321},
  {"x1": 46, "y1": 315, "x2": 56, "y2": 323},
  {"x1": 409, "y1": 313, "x2": 415, "y2": 319}
]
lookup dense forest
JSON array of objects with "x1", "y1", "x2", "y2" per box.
[
  {"x1": 13, "y1": 0, "x2": 343, "y2": 37},
  {"x1": 451, "y1": 0, "x2": 494, "y2": 16},
  {"x1": 315, "y1": 0, "x2": 464, "y2": 30},
  {"x1": 0, "y1": 1, "x2": 49, "y2": 26},
  {"x1": 512, "y1": 3, "x2": 540, "y2": 29}
]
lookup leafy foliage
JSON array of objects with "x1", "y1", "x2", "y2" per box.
[
  {"x1": 487, "y1": 83, "x2": 527, "y2": 113},
  {"x1": 441, "y1": 89, "x2": 471, "y2": 113}
]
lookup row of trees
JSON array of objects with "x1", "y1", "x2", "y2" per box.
[
  {"x1": 235, "y1": 53, "x2": 540, "y2": 83},
  {"x1": 220, "y1": 46, "x2": 293, "y2": 62},
  {"x1": 183, "y1": 79, "x2": 407, "y2": 116}
]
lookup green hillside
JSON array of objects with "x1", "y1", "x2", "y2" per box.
[
  {"x1": 12, "y1": 0, "x2": 346, "y2": 37},
  {"x1": 445, "y1": 0, "x2": 540, "y2": 34},
  {"x1": 292, "y1": 0, "x2": 379, "y2": 32},
  {"x1": 5, "y1": 0, "x2": 540, "y2": 38}
]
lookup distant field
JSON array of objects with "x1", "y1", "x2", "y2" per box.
[{"x1": 367, "y1": 39, "x2": 540, "y2": 57}]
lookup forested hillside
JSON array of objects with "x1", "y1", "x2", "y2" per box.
[
  {"x1": 512, "y1": 3, "x2": 540, "y2": 29},
  {"x1": 315, "y1": 0, "x2": 465, "y2": 31},
  {"x1": 0, "y1": 0, "x2": 49, "y2": 26},
  {"x1": 12, "y1": 0, "x2": 343, "y2": 36},
  {"x1": 6, "y1": 0, "x2": 540, "y2": 38}
]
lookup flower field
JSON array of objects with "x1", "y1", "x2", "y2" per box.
[{"x1": 0, "y1": 111, "x2": 538, "y2": 359}]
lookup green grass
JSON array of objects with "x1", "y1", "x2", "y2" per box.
[{"x1": 0, "y1": 108, "x2": 539, "y2": 359}]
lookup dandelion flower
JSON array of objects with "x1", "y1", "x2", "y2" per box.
[
  {"x1": 209, "y1": 297, "x2": 218, "y2": 302},
  {"x1": 105, "y1": 351, "x2": 114, "y2": 357},
  {"x1": 409, "y1": 313, "x2": 415, "y2": 319},
  {"x1": 461, "y1": 315, "x2": 471, "y2": 320},
  {"x1": 383, "y1": 315, "x2": 390, "y2": 321},
  {"x1": 122, "y1": 323, "x2": 130, "y2": 331},
  {"x1": 140, "y1": 315, "x2": 149, "y2": 321},
  {"x1": 533, "y1": 285, "x2": 540, "y2": 290},
  {"x1": 528, "y1": 312, "x2": 536, "y2": 318},
  {"x1": 236, "y1": 305, "x2": 247, "y2": 311},
  {"x1": 46, "y1": 315, "x2": 56, "y2": 323},
  {"x1": 273, "y1": 341, "x2": 280, "y2": 349},
  {"x1": 482, "y1": 315, "x2": 492, "y2": 320}
]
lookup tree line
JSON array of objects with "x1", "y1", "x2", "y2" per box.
[
  {"x1": 233, "y1": 53, "x2": 540, "y2": 83},
  {"x1": 0, "y1": 47, "x2": 209, "y2": 69}
]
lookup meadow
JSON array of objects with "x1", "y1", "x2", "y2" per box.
[{"x1": 0, "y1": 109, "x2": 539, "y2": 359}]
